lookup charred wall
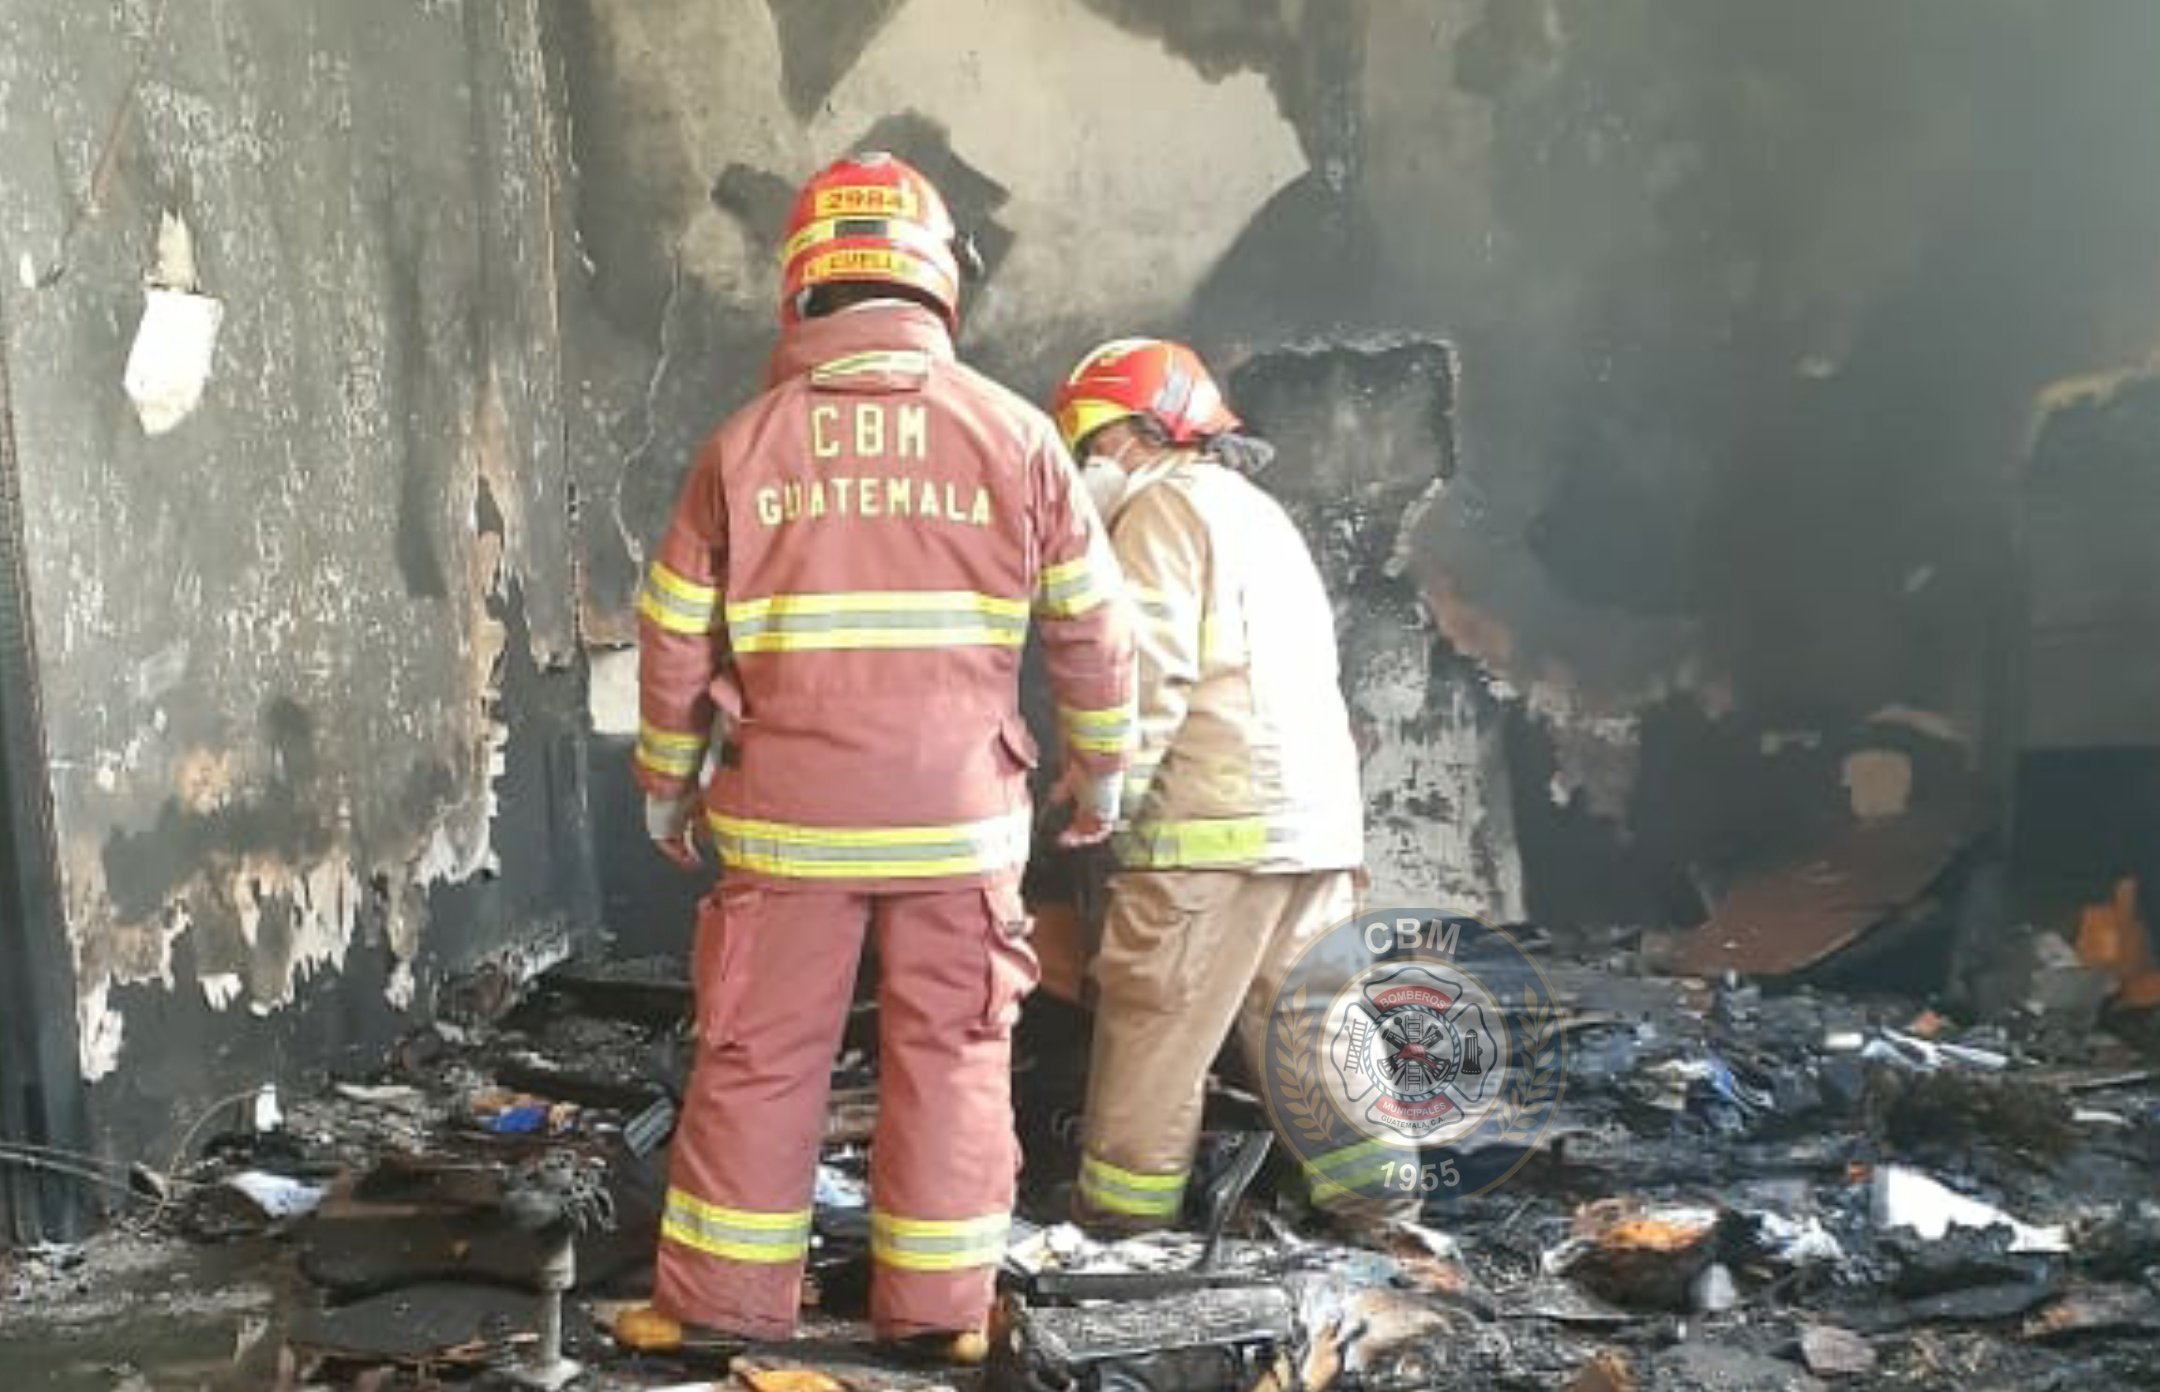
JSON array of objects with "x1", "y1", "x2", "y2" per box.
[
  {"x1": 0, "y1": 0, "x2": 596, "y2": 1170},
  {"x1": 566, "y1": 0, "x2": 2160, "y2": 939}
]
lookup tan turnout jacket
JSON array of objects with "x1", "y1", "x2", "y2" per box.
[{"x1": 1105, "y1": 453, "x2": 1363, "y2": 872}]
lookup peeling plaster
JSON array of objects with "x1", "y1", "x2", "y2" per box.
[
  {"x1": 811, "y1": 0, "x2": 1307, "y2": 344},
  {"x1": 586, "y1": 647, "x2": 640, "y2": 738},
  {"x1": 384, "y1": 959, "x2": 417, "y2": 1012},
  {"x1": 1352, "y1": 635, "x2": 1523, "y2": 923},
  {"x1": 1525, "y1": 685, "x2": 1641, "y2": 823},
  {"x1": 2027, "y1": 357, "x2": 2160, "y2": 449},
  {"x1": 198, "y1": 971, "x2": 243, "y2": 1012}
]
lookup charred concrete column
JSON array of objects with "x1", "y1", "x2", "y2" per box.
[
  {"x1": 1230, "y1": 340, "x2": 1524, "y2": 922},
  {"x1": 0, "y1": 284, "x2": 91, "y2": 1242}
]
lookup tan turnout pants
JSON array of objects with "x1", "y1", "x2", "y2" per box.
[{"x1": 1075, "y1": 867, "x2": 1356, "y2": 1224}]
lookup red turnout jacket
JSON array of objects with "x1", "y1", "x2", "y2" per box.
[{"x1": 635, "y1": 303, "x2": 1135, "y2": 891}]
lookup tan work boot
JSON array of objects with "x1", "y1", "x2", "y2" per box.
[
  {"x1": 612, "y1": 1305, "x2": 684, "y2": 1352},
  {"x1": 903, "y1": 1329, "x2": 990, "y2": 1365},
  {"x1": 611, "y1": 1305, "x2": 749, "y2": 1357}
]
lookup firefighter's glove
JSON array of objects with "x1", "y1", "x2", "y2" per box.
[
  {"x1": 1050, "y1": 764, "x2": 1121, "y2": 850},
  {"x1": 646, "y1": 792, "x2": 704, "y2": 870}
]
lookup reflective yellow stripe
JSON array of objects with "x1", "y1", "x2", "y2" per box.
[
  {"x1": 726, "y1": 590, "x2": 1028, "y2": 654},
  {"x1": 635, "y1": 722, "x2": 706, "y2": 779},
  {"x1": 649, "y1": 561, "x2": 718, "y2": 608},
  {"x1": 733, "y1": 626, "x2": 1024, "y2": 652},
  {"x1": 1128, "y1": 584, "x2": 1179, "y2": 625},
  {"x1": 810, "y1": 349, "x2": 932, "y2": 384},
  {"x1": 1035, "y1": 557, "x2": 1107, "y2": 619},
  {"x1": 1060, "y1": 703, "x2": 1135, "y2": 756},
  {"x1": 639, "y1": 562, "x2": 721, "y2": 636},
  {"x1": 869, "y1": 1211, "x2": 1010, "y2": 1272},
  {"x1": 1077, "y1": 1153, "x2": 1187, "y2": 1219},
  {"x1": 1114, "y1": 816, "x2": 1271, "y2": 869},
  {"x1": 1304, "y1": 1140, "x2": 1399, "y2": 1210},
  {"x1": 661, "y1": 1189, "x2": 812, "y2": 1264},
  {"x1": 785, "y1": 213, "x2": 953, "y2": 266},
  {"x1": 726, "y1": 592, "x2": 1030, "y2": 621},
  {"x1": 797, "y1": 248, "x2": 954, "y2": 296},
  {"x1": 708, "y1": 809, "x2": 1030, "y2": 879}
]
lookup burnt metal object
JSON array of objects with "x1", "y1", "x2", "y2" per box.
[
  {"x1": 1190, "y1": 1131, "x2": 1273, "y2": 1270},
  {"x1": 1018, "y1": 1268, "x2": 1285, "y2": 1305},
  {"x1": 536, "y1": 960, "x2": 693, "y2": 1025},
  {"x1": 504, "y1": 1152, "x2": 615, "y2": 1390},
  {"x1": 622, "y1": 1093, "x2": 678, "y2": 1158},
  {"x1": 1666, "y1": 809, "x2": 1981, "y2": 978},
  {"x1": 989, "y1": 1285, "x2": 1293, "y2": 1392}
]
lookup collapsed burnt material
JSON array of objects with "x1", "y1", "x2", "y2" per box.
[{"x1": 17, "y1": 917, "x2": 2160, "y2": 1390}]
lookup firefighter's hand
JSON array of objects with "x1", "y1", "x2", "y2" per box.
[
  {"x1": 1059, "y1": 806, "x2": 1113, "y2": 850},
  {"x1": 646, "y1": 793, "x2": 704, "y2": 869},
  {"x1": 1049, "y1": 765, "x2": 1117, "y2": 850}
]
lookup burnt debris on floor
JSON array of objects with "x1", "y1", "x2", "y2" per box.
[{"x1": 10, "y1": 874, "x2": 2160, "y2": 1392}]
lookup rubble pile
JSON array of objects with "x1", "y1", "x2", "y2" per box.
[{"x1": 8, "y1": 938, "x2": 2160, "y2": 1390}]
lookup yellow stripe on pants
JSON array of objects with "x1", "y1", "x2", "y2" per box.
[
  {"x1": 869, "y1": 1211, "x2": 1011, "y2": 1271},
  {"x1": 660, "y1": 1188, "x2": 813, "y2": 1264},
  {"x1": 1076, "y1": 1152, "x2": 1187, "y2": 1220}
]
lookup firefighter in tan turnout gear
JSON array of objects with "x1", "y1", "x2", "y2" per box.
[
  {"x1": 1051, "y1": 338, "x2": 1380, "y2": 1227},
  {"x1": 631, "y1": 153, "x2": 1135, "y2": 1354}
]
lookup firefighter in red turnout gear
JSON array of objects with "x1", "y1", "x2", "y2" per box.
[{"x1": 633, "y1": 154, "x2": 1135, "y2": 1348}]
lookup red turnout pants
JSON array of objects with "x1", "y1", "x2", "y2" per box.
[{"x1": 655, "y1": 876, "x2": 1037, "y2": 1339}]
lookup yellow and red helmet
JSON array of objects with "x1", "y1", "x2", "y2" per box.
[
  {"x1": 779, "y1": 152, "x2": 962, "y2": 328},
  {"x1": 1052, "y1": 338, "x2": 1242, "y2": 454}
]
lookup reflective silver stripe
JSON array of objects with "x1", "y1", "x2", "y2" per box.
[
  {"x1": 728, "y1": 606, "x2": 1028, "y2": 641},
  {"x1": 870, "y1": 1212, "x2": 1011, "y2": 1270},
  {"x1": 637, "y1": 723, "x2": 705, "y2": 778},
  {"x1": 1062, "y1": 704, "x2": 1135, "y2": 755},
  {"x1": 1304, "y1": 1141, "x2": 1396, "y2": 1208},
  {"x1": 1077, "y1": 1153, "x2": 1187, "y2": 1217},
  {"x1": 709, "y1": 809, "x2": 1032, "y2": 879},
  {"x1": 661, "y1": 1190, "x2": 812, "y2": 1262},
  {"x1": 639, "y1": 563, "x2": 722, "y2": 636},
  {"x1": 1036, "y1": 558, "x2": 1107, "y2": 618}
]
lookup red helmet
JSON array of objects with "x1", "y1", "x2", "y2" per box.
[
  {"x1": 1052, "y1": 338, "x2": 1241, "y2": 454},
  {"x1": 779, "y1": 152, "x2": 961, "y2": 327}
]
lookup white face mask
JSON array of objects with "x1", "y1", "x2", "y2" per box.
[
  {"x1": 1079, "y1": 433, "x2": 1141, "y2": 519},
  {"x1": 1080, "y1": 456, "x2": 1130, "y2": 519}
]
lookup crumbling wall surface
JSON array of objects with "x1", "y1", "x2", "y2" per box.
[
  {"x1": 0, "y1": 0, "x2": 593, "y2": 1144},
  {"x1": 569, "y1": 0, "x2": 2160, "y2": 938}
]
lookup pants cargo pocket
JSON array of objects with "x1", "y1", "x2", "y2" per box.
[
  {"x1": 972, "y1": 882, "x2": 1039, "y2": 1039},
  {"x1": 693, "y1": 885, "x2": 760, "y2": 1051},
  {"x1": 1092, "y1": 873, "x2": 1202, "y2": 1014}
]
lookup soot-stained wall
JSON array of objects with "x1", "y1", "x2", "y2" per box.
[
  {"x1": 0, "y1": 1, "x2": 595, "y2": 1155},
  {"x1": 566, "y1": 0, "x2": 2160, "y2": 936}
]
